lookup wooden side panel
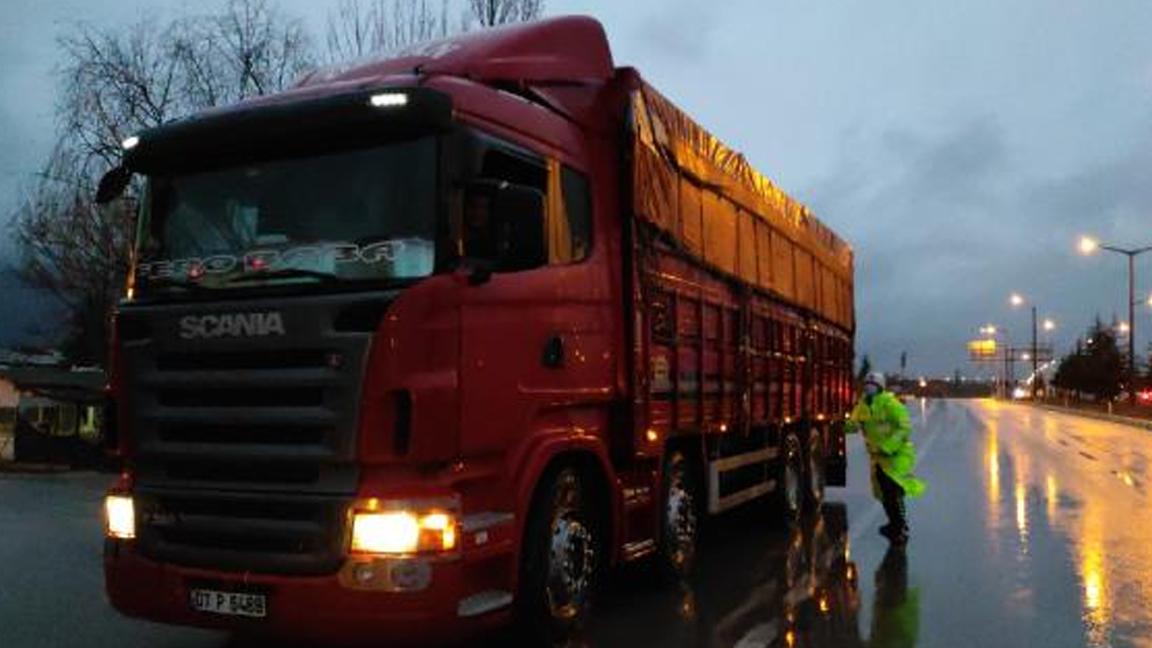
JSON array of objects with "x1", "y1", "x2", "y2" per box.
[{"x1": 633, "y1": 235, "x2": 854, "y2": 449}]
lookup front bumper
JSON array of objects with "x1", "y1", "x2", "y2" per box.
[{"x1": 104, "y1": 540, "x2": 513, "y2": 645}]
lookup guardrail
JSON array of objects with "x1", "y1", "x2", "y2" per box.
[{"x1": 1031, "y1": 402, "x2": 1152, "y2": 431}]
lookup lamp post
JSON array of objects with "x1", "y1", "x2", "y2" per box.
[
  {"x1": 979, "y1": 324, "x2": 1006, "y2": 397},
  {"x1": 1079, "y1": 236, "x2": 1152, "y2": 405},
  {"x1": 1010, "y1": 293, "x2": 1050, "y2": 399},
  {"x1": 1042, "y1": 318, "x2": 1056, "y2": 396}
]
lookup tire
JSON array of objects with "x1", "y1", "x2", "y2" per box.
[
  {"x1": 657, "y1": 451, "x2": 701, "y2": 580},
  {"x1": 771, "y1": 432, "x2": 804, "y2": 525},
  {"x1": 804, "y1": 428, "x2": 826, "y2": 512},
  {"x1": 517, "y1": 467, "x2": 600, "y2": 644}
]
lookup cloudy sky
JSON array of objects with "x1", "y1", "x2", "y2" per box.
[{"x1": 2, "y1": 0, "x2": 1152, "y2": 375}]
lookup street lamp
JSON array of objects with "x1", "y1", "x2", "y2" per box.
[
  {"x1": 1043, "y1": 319, "x2": 1056, "y2": 332},
  {"x1": 1010, "y1": 293, "x2": 1045, "y2": 399},
  {"x1": 977, "y1": 324, "x2": 1010, "y2": 397},
  {"x1": 1079, "y1": 235, "x2": 1152, "y2": 404}
]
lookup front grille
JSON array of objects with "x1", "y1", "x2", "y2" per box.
[
  {"x1": 122, "y1": 293, "x2": 393, "y2": 574},
  {"x1": 156, "y1": 349, "x2": 332, "y2": 371},
  {"x1": 165, "y1": 460, "x2": 322, "y2": 485},
  {"x1": 158, "y1": 424, "x2": 327, "y2": 445},
  {"x1": 136, "y1": 490, "x2": 347, "y2": 575},
  {"x1": 157, "y1": 387, "x2": 325, "y2": 408},
  {"x1": 133, "y1": 343, "x2": 364, "y2": 492}
]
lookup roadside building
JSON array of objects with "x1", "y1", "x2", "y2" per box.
[
  {"x1": 0, "y1": 375, "x2": 18, "y2": 460},
  {"x1": 0, "y1": 365, "x2": 107, "y2": 466}
]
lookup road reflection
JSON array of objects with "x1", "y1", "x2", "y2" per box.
[
  {"x1": 869, "y1": 547, "x2": 919, "y2": 648},
  {"x1": 583, "y1": 503, "x2": 917, "y2": 647},
  {"x1": 971, "y1": 400, "x2": 1152, "y2": 645},
  {"x1": 1078, "y1": 508, "x2": 1110, "y2": 648}
]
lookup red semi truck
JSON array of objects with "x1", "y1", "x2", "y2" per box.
[{"x1": 99, "y1": 15, "x2": 854, "y2": 644}]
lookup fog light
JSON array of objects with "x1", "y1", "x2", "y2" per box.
[
  {"x1": 353, "y1": 563, "x2": 376, "y2": 584},
  {"x1": 339, "y1": 557, "x2": 432, "y2": 591},
  {"x1": 104, "y1": 495, "x2": 135, "y2": 539}
]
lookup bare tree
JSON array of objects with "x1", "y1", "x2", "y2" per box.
[
  {"x1": 325, "y1": 0, "x2": 544, "y2": 62},
  {"x1": 11, "y1": 144, "x2": 135, "y2": 362},
  {"x1": 325, "y1": 0, "x2": 450, "y2": 62},
  {"x1": 172, "y1": 0, "x2": 313, "y2": 108},
  {"x1": 56, "y1": 18, "x2": 183, "y2": 171},
  {"x1": 11, "y1": 0, "x2": 314, "y2": 363},
  {"x1": 467, "y1": 0, "x2": 544, "y2": 27}
]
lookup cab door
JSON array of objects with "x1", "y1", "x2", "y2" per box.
[{"x1": 455, "y1": 137, "x2": 613, "y2": 459}]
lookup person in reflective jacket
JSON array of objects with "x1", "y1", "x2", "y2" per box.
[{"x1": 848, "y1": 372, "x2": 926, "y2": 544}]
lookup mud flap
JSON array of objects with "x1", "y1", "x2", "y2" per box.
[
  {"x1": 826, "y1": 457, "x2": 847, "y2": 487},
  {"x1": 826, "y1": 422, "x2": 848, "y2": 487}
]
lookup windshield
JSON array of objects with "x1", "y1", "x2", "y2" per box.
[{"x1": 135, "y1": 136, "x2": 438, "y2": 294}]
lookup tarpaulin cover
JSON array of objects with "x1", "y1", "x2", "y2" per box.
[
  {"x1": 795, "y1": 250, "x2": 815, "y2": 310},
  {"x1": 755, "y1": 222, "x2": 773, "y2": 292},
  {"x1": 678, "y1": 176, "x2": 703, "y2": 257},
  {"x1": 631, "y1": 82, "x2": 854, "y2": 329},
  {"x1": 737, "y1": 209, "x2": 757, "y2": 285},
  {"x1": 771, "y1": 229, "x2": 795, "y2": 302}
]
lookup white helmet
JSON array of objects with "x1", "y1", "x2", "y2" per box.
[{"x1": 864, "y1": 372, "x2": 886, "y2": 390}]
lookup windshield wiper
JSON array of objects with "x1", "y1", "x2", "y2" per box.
[
  {"x1": 142, "y1": 276, "x2": 220, "y2": 292},
  {"x1": 223, "y1": 268, "x2": 352, "y2": 285}
]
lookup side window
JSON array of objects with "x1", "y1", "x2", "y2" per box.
[
  {"x1": 560, "y1": 166, "x2": 592, "y2": 262},
  {"x1": 480, "y1": 147, "x2": 547, "y2": 191},
  {"x1": 465, "y1": 136, "x2": 591, "y2": 266},
  {"x1": 463, "y1": 145, "x2": 546, "y2": 262}
]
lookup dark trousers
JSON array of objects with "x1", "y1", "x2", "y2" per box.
[{"x1": 875, "y1": 464, "x2": 907, "y2": 530}]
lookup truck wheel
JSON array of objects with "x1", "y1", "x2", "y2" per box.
[
  {"x1": 517, "y1": 467, "x2": 599, "y2": 643},
  {"x1": 805, "y1": 429, "x2": 826, "y2": 511},
  {"x1": 658, "y1": 451, "x2": 700, "y2": 580},
  {"x1": 772, "y1": 432, "x2": 803, "y2": 525}
]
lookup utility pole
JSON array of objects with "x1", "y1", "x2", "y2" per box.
[
  {"x1": 1003, "y1": 348, "x2": 1009, "y2": 398},
  {"x1": 1079, "y1": 237, "x2": 1152, "y2": 405},
  {"x1": 1128, "y1": 253, "x2": 1136, "y2": 403},
  {"x1": 1036, "y1": 304, "x2": 1046, "y2": 398}
]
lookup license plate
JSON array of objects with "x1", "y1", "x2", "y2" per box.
[{"x1": 189, "y1": 589, "x2": 267, "y2": 619}]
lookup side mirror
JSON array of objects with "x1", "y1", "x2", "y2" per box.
[
  {"x1": 95, "y1": 166, "x2": 133, "y2": 205},
  {"x1": 463, "y1": 180, "x2": 546, "y2": 274}
]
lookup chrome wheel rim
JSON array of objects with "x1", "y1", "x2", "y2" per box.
[
  {"x1": 665, "y1": 470, "x2": 698, "y2": 570},
  {"x1": 809, "y1": 440, "x2": 824, "y2": 502},
  {"x1": 784, "y1": 443, "x2": 801, "y2": 514},
  {"x1": 546, "y1": 514, "x2": 596, "y2": 620}
]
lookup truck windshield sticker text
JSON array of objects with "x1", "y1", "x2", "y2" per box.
[{"x1": 138, "y1": 241, "x2": 404, "y2": 281}]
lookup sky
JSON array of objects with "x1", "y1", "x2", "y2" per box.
[{"x1": 2, "y1": 0, "x2": 1152, "y2": 376}]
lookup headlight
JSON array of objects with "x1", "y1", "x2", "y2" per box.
[
  {"x1": 350, "y1": 505, "x2": 458, "y2": 555},
  {"x1": 104, "y1": 495, "x2": 136, "y2": 539}
]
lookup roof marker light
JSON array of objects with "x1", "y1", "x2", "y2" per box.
[
  {"x1": 121, "y1": 135, "x2": 140, "y2": 150},
  {"x1": 369, "y1": 93, "x2": 409, "y2": 108}
]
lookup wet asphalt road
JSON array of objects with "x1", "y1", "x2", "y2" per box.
[{"x1": 2, "y1": 399, "x2": 1151, "y2": 647}]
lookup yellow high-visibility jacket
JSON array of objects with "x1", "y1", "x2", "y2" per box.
[{"x1": 848, "y1": 391, "x2": 926, "y2": 498}]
